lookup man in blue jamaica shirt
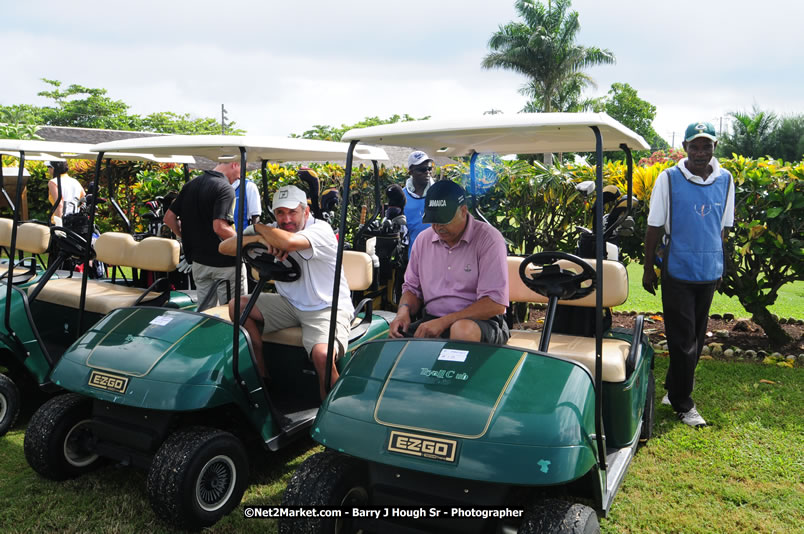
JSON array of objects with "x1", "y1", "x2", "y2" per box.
[
  {"x1": 403, "y1": 150, "x2": 435, "y2": 256},
  {"x1": 643, "y1": 122, "x2": 735, "y2": 428}
]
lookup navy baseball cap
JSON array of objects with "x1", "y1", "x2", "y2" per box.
[{"x1": 422, "y1": 180, "x2": 466, "y2": 224}]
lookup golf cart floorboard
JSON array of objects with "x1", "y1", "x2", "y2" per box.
[
  {"x1": 602, "y1": 423, "x2": 642, "y2": 514},
  {"x1": 267, "y1": 393, "x2": 319, "y2": 445},
  {"x1": 264, "y1": 404, "x2": 318, "y2": 451},
  {"x1": 274, "y1": 404, "x2": 318, "y2": 427}
]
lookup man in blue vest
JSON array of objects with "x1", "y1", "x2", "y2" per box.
[
  {"x1": 643, "y1": 122, "x2": 735, "y2": 428},
  {"x1": 403, "y1": 150, "x2": 434, "y2": 256},
  {"x1": 232, "y1": 177, "x2": 262, "y2": 231}
]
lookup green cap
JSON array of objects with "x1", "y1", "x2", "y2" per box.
[
  {"x1": 422, "y1": 180, "x2": 466, "y2": 224},
  {"x1": 684, "y1": 122, "x2": 717, "y2": 143}
]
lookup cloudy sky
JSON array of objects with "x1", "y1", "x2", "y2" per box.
[{"x1": 3, "y1": 0, "x2": 802, "y2": 147}]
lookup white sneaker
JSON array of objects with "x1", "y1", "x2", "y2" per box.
[
  {"x1": 678, "y1": 406, "x2": 707, "y2": 428},
  {"x1": 661, "y1": 393, "x2": 671, "y2": 406}
]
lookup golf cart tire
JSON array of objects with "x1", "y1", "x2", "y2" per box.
[
  {"x1": 146, "y1": 426, "x2": 249, "y2": 531},
  {"x1": 640, "y1": 371, "x2": 655, "y2": 442},
  {"x1": 520, "y1": 499, "x2": 599, "y2": 534},
  {"x1": 24, "y1": 393, "x2": 102, "y2": 480},
  {"x1": 0, "y1": 372, "x2": 21, "y2": 437},
  {"x1": 279, "y1": 451, "x2": 368, "y2": 534}
]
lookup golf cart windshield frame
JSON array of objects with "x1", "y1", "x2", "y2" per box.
[
  {"x1": 338, "y1": 113, "x2": 648, "y2": 472},
  {"x1": 89, "y1": 136, "x2": 388, "y2": 431}
]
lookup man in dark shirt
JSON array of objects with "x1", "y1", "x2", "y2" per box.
[{"x1": 164, "y1": 161, "x2": 244, "y2": 308}]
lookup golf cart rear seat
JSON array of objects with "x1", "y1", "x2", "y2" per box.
[
  {"x1": 504, "y1": 256, "x2": 631, "y2": 382},
  {"x1": 29, "y1": 232, "x2": 179, "y2": 314},
  {"x1": 0, "y1": 218, "x2": 50, "y2": 278},
  {"x1": 206, "y1": 250, "x2": 373, "y2": 346}
]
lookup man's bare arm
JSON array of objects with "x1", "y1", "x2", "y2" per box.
[
  {"x1": 388, "y1": 291, "x2": 424, "y2": 338},
  {"x1": 219, "y1": 234, "x2": 264, "y2": 256},
  {"x1": 252, "y1": 223, "x2": 310, "y2": 252},
  {"x1": 213, "y1": 219, "x2": 236, "y2": 241},
  {"x1": 47, "y1": 180, "x2": 63, "y2": 218},
  {"x1": 163, "y1": 209, "x2": 181, "y2": 239},
  {"x1": 642, "y1": 225, "x2": 663, "y2": 294}
]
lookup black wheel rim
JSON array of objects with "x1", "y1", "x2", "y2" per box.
[
  {"x1": 196, "y1": 455, "x2": 236, "y2": 512},
  {"x1": 63, "y1": 419, "x2": 99, "y2": 467},
  {"x1": 336, "y1": 486, "x2": 368, "y2": 534}
]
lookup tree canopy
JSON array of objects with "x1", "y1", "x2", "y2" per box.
[
  {"x1": 0, "y1": 78, "x2": 243, "y2": 137},
  {"x1": 290, "y1": 114, "x2": 430, "y2": 142},
  {"x1": 594, "y1": 82, "x2": 668, "y2": 150}
]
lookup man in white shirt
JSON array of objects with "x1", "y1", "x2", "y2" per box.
[{"x1": 220, "y1": 185, "x2": 353, "y2": 400}]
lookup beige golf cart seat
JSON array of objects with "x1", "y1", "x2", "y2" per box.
[
  {"x1": 0, "y1": 218, "x2": 51, "y2": 279},
  {"x1": 29, "y1": 232, "x2": 179, "y2": 314},
  {"x1": 202, "y1": 251, "x2": 374, "y2": 347},
  {"x1": 505, "y1": 256, "x2": 632, "y2": 382}
]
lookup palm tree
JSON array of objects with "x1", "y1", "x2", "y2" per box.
[
  {"x1": 718, "y1": 107, "x2": 778, "y2": 158},
  {"x1": 519, "y1": 75, "x2": 601, "y2": 113},
  {"x1": 482, "y1": 0, "x2": 615, "y2": 113}
]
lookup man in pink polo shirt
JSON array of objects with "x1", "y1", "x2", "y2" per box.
[{"x1": 389, "y1": 180, "x2": 510, "y2": 343}]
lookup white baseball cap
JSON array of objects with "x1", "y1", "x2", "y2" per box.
[
  {"x1": 407, "y1": 150, "x2": 433, "y2": 168},
  {"x1": 272, "y1": 185, "x2": 307, "y2": 211}
]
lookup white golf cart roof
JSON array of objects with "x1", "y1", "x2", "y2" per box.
[
  {"x1": 0, "y1": 139, "x2": 195, "y2": 164},
  {"x1": 341, "y1": 112, "x2": 650, "y2": 155},
  {"x1": 0, "y1": 140, "x2": 91, "y2": 161},
  {"x1": 0, "y1": 151, "x2": 64, "y2": 162},
  {"x1": 91, "y1": 135, "x2": 389, "y2": 163}
]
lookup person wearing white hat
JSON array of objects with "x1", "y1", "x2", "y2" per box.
[
  {"x1": 219, "y1": 184, "x2": 353, "y2": 400},
  {"x1": 403, "y1": 150, "x2": 435, "y2": 255}
]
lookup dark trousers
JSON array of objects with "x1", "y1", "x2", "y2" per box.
[{"x1": 661, "y1": 276, "x2": 717, "y2": 413}]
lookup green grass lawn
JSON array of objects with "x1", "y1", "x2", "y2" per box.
[
  {"x1": 1, "y1": 357, "x2": 801, "y2": 533},
  {"x1": 619, "y1": 263, "x2": 804, "y2": 318}
]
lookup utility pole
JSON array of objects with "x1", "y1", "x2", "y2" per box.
[
  {"x1": 671, "y1": 131, "x2": 675, "y2": 148},
  {"x1": 221, "y1": 104, "x2": 228, "y2": 135}
]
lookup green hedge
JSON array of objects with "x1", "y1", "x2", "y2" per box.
[{"x1": 3, "y1": 153, "x2": 801, "y2": 345}]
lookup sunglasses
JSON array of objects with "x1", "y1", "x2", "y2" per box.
[{"x1": 411, "y1": 165, "x2": 433, "y2": 173}]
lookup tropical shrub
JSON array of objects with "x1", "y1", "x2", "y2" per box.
[
  {"x1": 4, "y1": 151, "x2": 800, "y2": 346},
  {"x1": 638, "y1": 148, "x2": 686, "y2": 166},
  {"x1": 719, "y1": 156, "x2": 803, "y2": 347},
  {"x1": 1, "y1": 156, "x2": 49, "y2": 222}
]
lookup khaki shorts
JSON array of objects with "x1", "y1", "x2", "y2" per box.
[
  {"x1": 254, "y1": 293, "x2": 352, "y2": 359},
  {"x1": 192, "y1": 262, "x2": 247, "y2": 308}
]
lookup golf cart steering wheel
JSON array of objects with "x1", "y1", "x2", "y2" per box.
[
  {"x1": 50, "y1": 226, "x2": 95, "y2": 260},
  {"x1": 519, "y1": 251, "x2": 596, "y2": 300},
  {"x1": 242, "y1": 242, "x2": 301, "y2": 283}
]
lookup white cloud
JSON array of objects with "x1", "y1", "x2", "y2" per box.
[{"x1": 3, "y1": 0, "x2": 802, "y2": 147}]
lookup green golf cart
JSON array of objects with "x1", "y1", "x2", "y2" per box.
[
  {"x1": 0, "y1": 139, "x2": 198, "y2": 437},
  {"x1": 279, "y1": 113, "x2": 655, "y2": 533},
  {"x1": 22, "y1": 135, "x2": 393, "y2": 530}
]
